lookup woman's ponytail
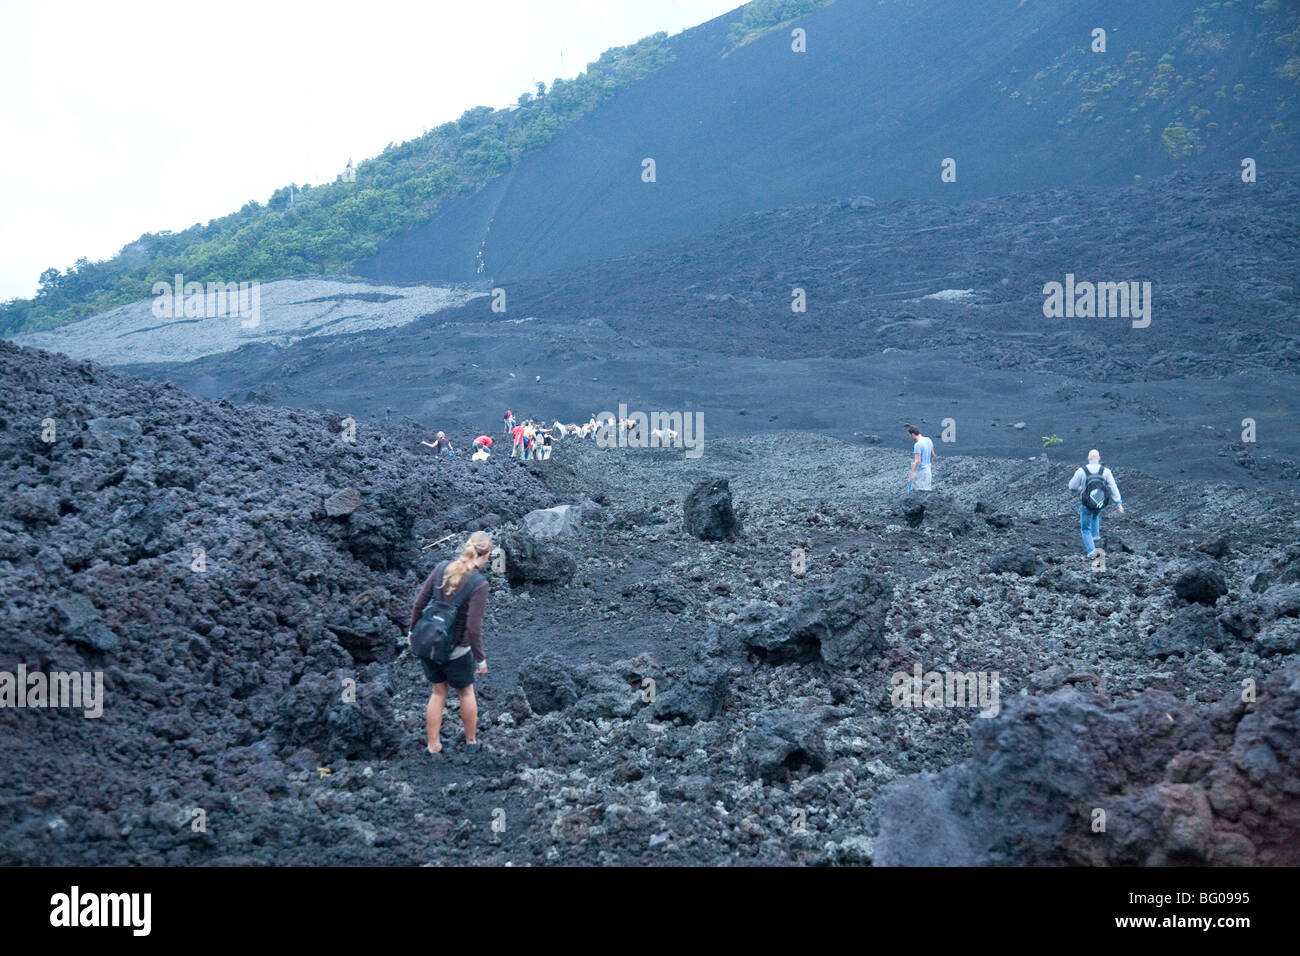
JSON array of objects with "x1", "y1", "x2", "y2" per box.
[{"x1": 441, "y1": 531, "x2": 493, "y2": 596}]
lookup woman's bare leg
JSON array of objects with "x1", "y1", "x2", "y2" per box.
[
  {"x1": 427, "y1": 683, "x2": 448, "y2": 753},
  {"x1": 458, "y1": 686, "x2": 478, "y2": 745}
]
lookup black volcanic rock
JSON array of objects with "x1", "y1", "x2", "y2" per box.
[
  {"x1": 875, "y1": 664, "x2": 1300, "y2": 867},
  {"x1": 683, "y1": 477, "x2": 741, "y2": 541},
  {"x1": 1195, "y1": 535, "x2": 1231, "y2": 560},
  {"x1": 502, "y1": 530, "x2": 576, "y2": 587},
  {"x1": 651, "y1": 665, "x2": 728, "y2": 724},
  {"x1": 274, "y1": 673, "x2": 401, "y2": 762},
  {"x1": 1144, "y1": 605, "x2": 1223, "y2": 658},
  {"x1": 988, "y1": 545, "x2": 1044, "y2": 577},
  {"x1": 740, "y1": 570, "x2": 893, "y2": 668},
  {"x1": 139, "y1": 173, "x2": 1300, "y2": 499},
  {"x1": 3, "y1": 337, "x2": 1297, "y2": 866},
  {"x1": 324, "y1": 487, "x2": 362, "y2": 518},
  {"x1": 608, "y1": 507, "x2": 667, "y2": 530},
  {"x1": 0, "y1": 339, "x2": 552, "y2": 864},
  {"x1": 516, "y1": 653, "x2": 579, "y2": 715},
  {"x1": 896, "y1": 494, "x2": 970, "y2": 536},
  {"x1": 1248, "y1": 547, "x2": 1300, "y2": 594},
  {"x1": 743, "y1": 707, "x2": 828, "y2": 783},
  {"x1": 1171, "y1": 556, "x2": 1229, "y2": 605}
]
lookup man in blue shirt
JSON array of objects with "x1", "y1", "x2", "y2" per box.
[{"x1": 907, "y1": 425, "x2": 934, "y2": 492}]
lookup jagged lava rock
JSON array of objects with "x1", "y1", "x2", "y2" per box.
[{"x1": 683, "y1": 477, "x2": 741, "y2": 541}]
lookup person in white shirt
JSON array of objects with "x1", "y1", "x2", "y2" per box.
[
  {"x1": 1068, "y1": 449, "x2": 1125, "y2": 557},
  {"x1": 907, "y1": 425, "x2": 934, "y2": 492}
]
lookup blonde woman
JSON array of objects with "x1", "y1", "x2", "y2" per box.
[
  {"x1": 408, "y1": 531, "x2": 492, "y2": 754},
  {"x1": 421, "y1": 431, "x2": 453, "y2": 457}
]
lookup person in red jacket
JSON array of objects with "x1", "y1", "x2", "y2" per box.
[
  {"x1": 408, "y1": 532, "x2": 492, "y2": 754},
  {"x1": 510, "y1": 422, "x2": 526, "y2": 458},
  {"x1": 473, "y1": 434, "x2": 493, "y2": 454}
]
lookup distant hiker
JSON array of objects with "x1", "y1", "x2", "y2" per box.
[
  {"x1": 408, "y1": 531, "x2": 492, "y2": 754},
  {"x1": 504, "y1": 409, "x2": 515, "y2": 435},
  {"x1": 540, "y1": 426, "x2": 554, "y2": 460},
  {"x1": 522, "y1": 422, "x2": 536, "y2": 461},
  {"x1": 510, "y1": 422, "x2": 525, "y2": 458},
  {"x1": 422, "y1": 431, "x2": 453, "y2": 457},
  {"x1": 1069, "y1": 449, "x2": 1124, "y2": 559},
  {"x1": 385, "y1": 407, "x2": 391, "y2": 422},
  {"x1": 907, "y1": 425, "x2": 934, "y2": 492}
]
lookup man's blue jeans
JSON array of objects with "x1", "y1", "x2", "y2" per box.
[{"x1": 1080, "y1": 506, "x2": 1101, "y2": 554}]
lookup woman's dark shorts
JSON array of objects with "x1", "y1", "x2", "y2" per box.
[{"x1": 420, "y1": 652, "x2": 476, "y2": 689}]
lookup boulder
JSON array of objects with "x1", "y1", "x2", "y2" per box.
[
  {"x1": 9, "y1": 486, "x2": 59, "y2": 525},
  {"x1": 502, "y1": 530, "x2": 576, "y2": 587},
  {"x1": 1247, "y1": 547, "x2": 1300, "y2": 593},
  {"x1": 273, "y1": 673, "x2": 400, "y2": 762},
  {"x1": 1253, "y1": 618, "x2": 1300, "y2": 655},
  {"x1": 683, "y1": 477, "x2": 741, "y2": 541},
  {"x1": 742, "y1": 707, "x2": 828, "y2": 782},
  {"x1": 568, "y1": 662, "x2": 641, "y2": 720},
  {"x1": 1144, "y1": 604, "x2": 1222, "y2": 657},
  {"x1": 1171, "y1": 556, "x2": 1229, "y2": 605},
  {"x1": 875, "y1": 664, "x2": 1300, "y2": 866},
  {"x1": 326, "y1": 620, "x2": 396, "y2": 665},
  {"x1": 895, "y1": 493, "x2": 971, "y2": 536},
  {"x1": 1218, "y1": 606, "x2": 1262, "y2": 641},
  {"x1": 741, "y1": 570, "x2": 893, "y2": 668},
  {"x1": 523, "y1": 504, "x2": 583, "y2": 540},
  {"x1": 651, "y1": 666, "x2": 728, "y2": 724},
  {"x1": 1195, "y1": 535, "x2": 1231, "y2": 560},
  {"x1": 987, "y1": 544, "x2": 1044, "y2": 577},
  {"x1": 1261, "y1": 582, "x2": 1300, "y2": 621},
  {"x1": 517, "y1": 653, "x2": 580, "y2": 714},
  {"x1": 122, "y1": 489, "x2": 186, "y2": 559}
]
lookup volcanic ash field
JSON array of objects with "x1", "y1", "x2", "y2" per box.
[{"x1": 1, "y1": 339, "x2": 1297, "y2": 865}]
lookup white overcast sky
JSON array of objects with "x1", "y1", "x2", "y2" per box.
[{"x1": 0, "y1": 0, "x2": 741, "y2": 301}]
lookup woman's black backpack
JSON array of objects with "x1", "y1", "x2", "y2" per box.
[{"x1": 410, "y1": 562, "x2": 484, "y2": 664}]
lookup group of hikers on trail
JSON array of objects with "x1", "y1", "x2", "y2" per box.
[
  {"x1": 904, "y1": 424, "x2": 1124, "y2": 561},
  {"x1": 421, "y1": 431, "x2": 496, "y2": 462},
  {"x1": 505, "y1": 410, "x2": 555, "y2": 461},
  {"x1": 424, "y1": 409, "x2": 625, "y2": 468},
  {"x1": 420, "y1": 408, "x2": 558, "y2": 464},
  {"x1": 405, "y1": 423, "x2": 1128, "y2": 756}
]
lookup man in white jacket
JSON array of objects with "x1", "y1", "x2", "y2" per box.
[{"x1": 1068, "y1": 449, "x2": 1124, "y2": 558}]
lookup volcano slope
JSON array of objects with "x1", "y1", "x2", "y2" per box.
[
  {"x1": 352, "y1": 0, "x2": 1300, "y2": 284},
  {"x1": 2, "y1": 339, "x2": 1297, "y2": 865},
  {"x1": 135, "y1": 172, "x2": 1300, "y2": 492}
]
